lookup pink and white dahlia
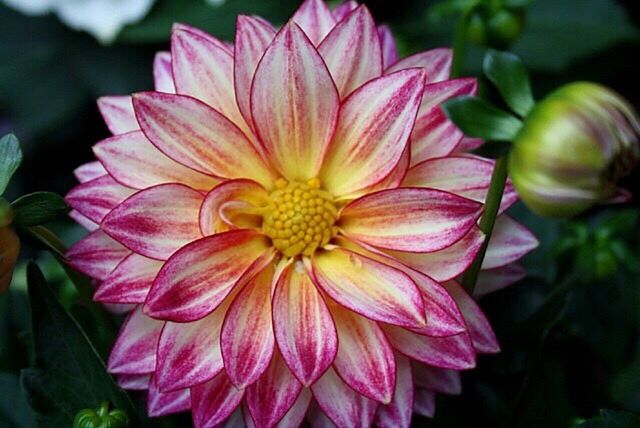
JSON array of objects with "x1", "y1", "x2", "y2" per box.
[{"x1": 66, "y1": 1, "x2": 538, "y2": 426}]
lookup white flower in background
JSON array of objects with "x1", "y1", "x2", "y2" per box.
[{"x1": 0, "y1": 0, "x2": 156, "y2": 43}]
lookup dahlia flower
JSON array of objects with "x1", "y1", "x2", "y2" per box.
[{"x1": 66, "y1": 1, "x2": 537, "y2": 426}]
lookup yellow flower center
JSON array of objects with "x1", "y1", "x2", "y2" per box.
[{"x1": 262, "y1": 178, "x2": 338, "y2": 257}]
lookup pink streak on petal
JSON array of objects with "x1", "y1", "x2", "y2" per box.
[
  {"x1": 65, "y1": 175, "x2": 135, "y2": 224},
  {"x1": 292, "y1": 0, "x2": 337, "y2": 45},
  {"x1": 411, "y1": 362, "x2": 462, "y2": 395},
  {"x1": 97, "y1": 95, "x2": 138, "y2": 135},
  {"x1": 474, "y1": 263, "x2": 527, "y2": 297},
  {"x1": 191, "y1": 371, "x2": 244, "y2": 428},
  {"x1": 69, "y1": 210, "x2": 98, "y2": 231},
  {"x1": 386, "y1": 48, "x2": 453, "y2": 83},
  {"x1": 482, "y1": 215, "x2": 538, "y2": 270},
  {"x1": 73, "y1": 161, "x2": 106, "y2": 183},
  {"x1": 117, "y1": 373, "x2": 151, "y2": 391},
  {"x1": 332, "y1": 1, "x2": 358, "y2": 21},
  {"x1": 378, "y1": 25, "x2": 399, "y2": 69},
  {"x1": 153, "y1": 51, "x2": 175, "y2": 93},
  {"x1": 67, "y1": 229, "x2": 130, "y2": 280},
  {"x1": 147, "y1": 375, "x2": 191, "y2": 417},
  {"x1": 374, "y1": 354, "x2": 414, "y2": 428},
  {"x1": 94, "y1": 253, "x2": 162, "y2": 304}
]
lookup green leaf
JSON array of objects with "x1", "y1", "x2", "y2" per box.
[
  {"x1": 21, "y1": 263, "x2": 136, "y2": 428},
  {"x1": 11, "y1": 192, "x2": 68, "y2": 227},
  {"x1": 576, "y1": 409, "x2": 640, "y2": 427},
  {"x1": 0, "y1": 372, "x2": 36, "y2": 428},
  {"x1": 483, "y1": 49, "x2": 535, "y2": 117},
  {"x1": 442, "y1": 96, "x2": 523, "y2": 141},
  {"x1": 0, "y1": 134, "x2": 22, "y2": 195}
]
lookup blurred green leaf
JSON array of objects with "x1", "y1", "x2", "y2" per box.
[
  {"x1": 11, "y1": 192, "x2": 68, "y2": 227},
  {"x1": 443, "y1": 96, "x2": 523, "y2": 140},
  {"x1": 576, "y1": 409, "x2": 640, "y2": 427},
  {"x1": 483, "y1": 49, "x2": 535, "y2": 117},
  {"x1": 0, "y1": 134, "x2": 22, "y2": 195},
  {"x1": 0, "y1": 372, "x2": 36, "y2": 428},
  {"x1": 21, "y1": 263, "x2": 135, "y2": 427}
]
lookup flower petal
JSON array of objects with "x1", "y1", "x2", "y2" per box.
[
  {"x1": 94, "y1": 253, "x2": 162, "y2": 304},
  {"x1": 107, "y1": 306, "x2": 163, "y2": 374},
  {"x1": 321, "y1": 69, "x2": 425, "y2": 197},
  {"x1": 67, "y1": 230, "x2": 130, "y2": 280},
  {"x1": 155, "y1": 298, "x2": 230, "y2": 391},
  {"x1": 408, "y1": 79, "x2": 479, "y2": 163},
  {"x1": 332, "y1": 1, "x2": 358, "y2": 21},
  {"x1": 144, "y1": 230, "x2": 272, "y2": 322},
  {"x1": 94, "y1": 130, "x2": 219, "y2": 191},
  {"x1": 245, "y1": 350, "x2": 303, "y2": 428},
  {"x1": 412, "y1": 389, "x2": 435, "y2": 418},
  {"x1": 97, "y1": 95, "x2": 138, "y2": 135},
  {"x1": 292, "y1": 0, "x2": 336, "y2": 45},
  {"x1": 251, "y1": 22, "x2": 339, "y2": 182},
  {"x1": 318, "y1": 5, "x2": 382, "y2": 98},
  {"x1": 153, "y1": 51, "x2": 175, "y2": 93},
  {"x1": 69, "y1": 210, "x2": 98, "y2": 231},
  {"x1": 74, "y1": 161, "x2": 106, "y2": 183},
  {"x1": 234, "y1": 15, "x2": 276, "y2": 129},
  {"x1": 221, "y1": 265, "x2": 275, "y2": 388},
  {"x1": 374, "y1": 354, "x2": 414, "y2": 428},
  {"x1": 65, "y1": 175, "x2": 135, "y2": 224},
  {"x1": 133, "y1": 91, "x2": 273, "y2": 187},
  {"x1": 378, "y1": 25, "x2": 399, "y2": 69},
  {"x1": 386, "y1": 48, "x2": 452, "y2": 83},
  {"x1": 191, "y1": 371, "x2": 244, "y2": 427},
  {"x1": 387, "y1": 227, "x2": 485, "y2": 282},
  {"x1": 331, "y1": 304, "x2": 396, "y2": 403},
  {"x1": 340, "y1": 188, "x2": 483, "y2": 252},
  {"x1": 404, "y1": 155, "x2": 518, "y2": 211},
  {"x1": 101, "y1": 183, "x2": 203, "y2": 260},
  {"x1": 475, "y1": 264, "x2": 526, "y2": 297},
  {"x1": 383, "y1": 325, "x2": 476, "y2": 369},
  {"x1": 275, "y1": 388, "x2": 313, "y2": 428},
  {"x1": 412, "y1": 362, "x2": 461, "y2": 395},
  {"x1": 312, "y1": 248, "x2": 426, "y2": 328},
  {"x1": 444, "y1": 281, "x2": 499, "y2": 353},
  {"x1": 273, "y1": 262, "x2": 337, "y2": 386},
  {"x1": 171, "y1": 27, "x2": 247, "y2": 132},
  {"x1": 117, "y1": 373, "x2": 151, "y2": 390},
  {"x1": 482, "y1": 216, "x2": 538, "y2": 269},
  {"x1": 147, "y1": 376, "x2": 191, "y2": 417},
  {"x1": 312, "y1": 367, "x2": 378, "y2": 428}
]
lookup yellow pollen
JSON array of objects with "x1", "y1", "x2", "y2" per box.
[{"x1": 262, "y1": 178, "x2": 338, "y2": 257}]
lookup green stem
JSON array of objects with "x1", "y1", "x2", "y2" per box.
[
  {"x1": 460, "y1": 156, "x2": 508, "y2": 293},
  {"x1": 451, "y1": 6, "x2": 474, "y2": 77}
]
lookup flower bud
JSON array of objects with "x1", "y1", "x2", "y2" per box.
[
  {"x1": 467, "y1": 5, "x2": 525, "y2": 49},
  {"x1": 0, "y1": 198, "x2": 18, "y2": 294},
  {"x1": 509, "y1": 82, "x2": 640, "y2": 217},
  {"x1": 73, "y1": 401, "x2": 128, "y2": 428}
]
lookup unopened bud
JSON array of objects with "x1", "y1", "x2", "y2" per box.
[
  {"x1": 73, "y1": 401, "x2": 128, "y2": 428},
  {"x1": 509, "y1": 82, "x2": 639, "y2": 217}
]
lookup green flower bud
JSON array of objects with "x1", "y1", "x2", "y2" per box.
[
  {"x1": 74, "y1": 401, "x2": 128, "y2": 428},
  {"x1": 486, "y1": 8, "x2": 524, "y2": 48},
  {"x1": 467, "y1": 12, "x2": 488, "y2": 47},
  {"x1": 510, "y1": 82, "x2": 640, "y2": 217}
]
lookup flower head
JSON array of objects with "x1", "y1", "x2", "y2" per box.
[{"x1": 66, "y1": 1, "x2": 537, "y2": 426}]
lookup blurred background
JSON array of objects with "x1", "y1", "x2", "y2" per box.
[{"x1": 0, "y1": 0, "x2": 639, "y2": 426}]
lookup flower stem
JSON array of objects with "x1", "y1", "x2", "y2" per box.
[
  {"x1": 451, "y1": 7, "x2": 472, "y2": 77},
  {"x1": 461, "y1": 156, "x2": 508, "y2": 293}
]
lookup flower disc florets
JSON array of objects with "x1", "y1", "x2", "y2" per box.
[{"x1": 262, "y1": 178, "x2": 338, "y2": 257}]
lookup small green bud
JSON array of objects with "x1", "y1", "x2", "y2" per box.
[
  {"x1": 510, "y1": 82, "x2": 639, "y2": 218},
  {"x1": 486, "y1": 9, "x2": 524, "y2": 48},
  {"x1": 74, "y1": 401, "x2": 128, "y2": 428},
  {"x1": 467, "y1": 12, "x2": 488, "y2": 46}
]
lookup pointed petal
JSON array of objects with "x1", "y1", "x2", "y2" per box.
[
  {"x1": 94, "y1": 254, "x2": 162, "y2": 304},
  {"x1": 277, "y1": 388, "x2": 312, "y2": 428},
  {"x1": 404, "y1": 155, "x2": 518, "y2": 211},
  {"x1": 98, "y1": 96, "x2": 138, "y2": 135},
  {"x1": 273, "y1": 262, "x2": 337, "y2": 385},
  {"x1": 234, "y1": 15, "x2": 276, "y2": 129},
  {"x1": 351, "y1": 143, "x2": 410, "y2": 199},
  {"x1": 155, "y1": 299, "x2": 230, "y2": 391},
  {"x1": 117, "y1": 373, "x2": 151, "y2": 391},
  {"x1": 387, "y1": 227, "x2": 485, "y2": 282},
  {"x1": 153, "y1": 51, "x2": 175, "y2": 93},
  {"x1": 101, "y1": 183, "x2": 203, "y2": 260},
  {"x1": 69, "y1": 210, "x2": 98, "y2": 231},
  {"x1": 107, "y1": 306, "x2": 163, "y2": 374},
  {"x1": 307, "y1": 402, "x2": 338, "y2": 428},
  {"x1": 312, "y1": 248, "x2": 425, "y2": 328},
  {"x1": 412, "y1": 362, "x2": 461, "y2": 395},
  {"x1": 340, "y1": 188, "x2": 483, "y2": 252},
  {"x1": 65, "y1": 175, "x2": 135, "y2": 224},
  {"x1": 246, "y1": 350, "x2": 303, "y2": 428},
  {"x1": 331, "y1": 305, "x2": 396, "y2": 403},
  {"x1": 383, "y1": 325, "x2": 476, "y2": 369},
  {"x1": 412, "y1": 389, "x2": 435, "y2": 418},
  {"x1": 318, "y1": 5, "x2": 382, "y2": 98},
  {"x1": 292, "y1": 0, "x2": 336, "y2": 45},
  {"x1": 386, "y1": 48, "x2": 452, "y2": 83},
  {"x1": 94, "y1": 131, "x2": 219, "y2": 191},
  {"x1": 74, "y1": 161, "x2": 106, "y2": 183},
  {"x1": 145, "y1": 230, "x2": 272, "y2": 322},
  {"x1": 199, "y1": 179, "x2": 268, "y2": 236},
  {"x1": 482, "y1": 216, "x2": 538, "y2": 269},
  {"x1": 474, "y1": 264, "x2": 526, "y2": 297},
  {"x1": 173, "y1": 23, "x2": 233, "y2": 54},
  {"x1": 378, "y1": 25, "x2": 399, "y2": 69},
  {"x1": 133, "y1": 91, "x2": 273, "y2": 187},
  {"x1": 321, "y1": 69, "x2": 425, "y2": 197},
  {"x1": 147, "y1": 376, "x2": 191, "y2": 417},
  {"x1": 374, "y1": 354, "x2": 413, "y2": 428},
  {"x1": 312, "y1": 367, "x2": 378, "y2": 428},
  {"x1": 251, "y1": 22, "x2": 339, "y2": 181},
  {"x1": 191, "y1": 372, "x2": 244, "y2": 427},
  {"x1": 222, "y1": 265, "x2": 275, "y2": 388},
  {"x1": 444, "y1": 281, "x2": 499, "y2": 353},
  {"x1": 67, "y1": 230, "x2": 130, "y2": 280},
  {"x1": 171, "y1": 27, "x2": 248, "y2": 131},
  {"x1": 332, "y1": 1, "x2": 358, "y2": 21},
  {"x1": 408, "y1": 79, "x2": 479, "y2": 163}
]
